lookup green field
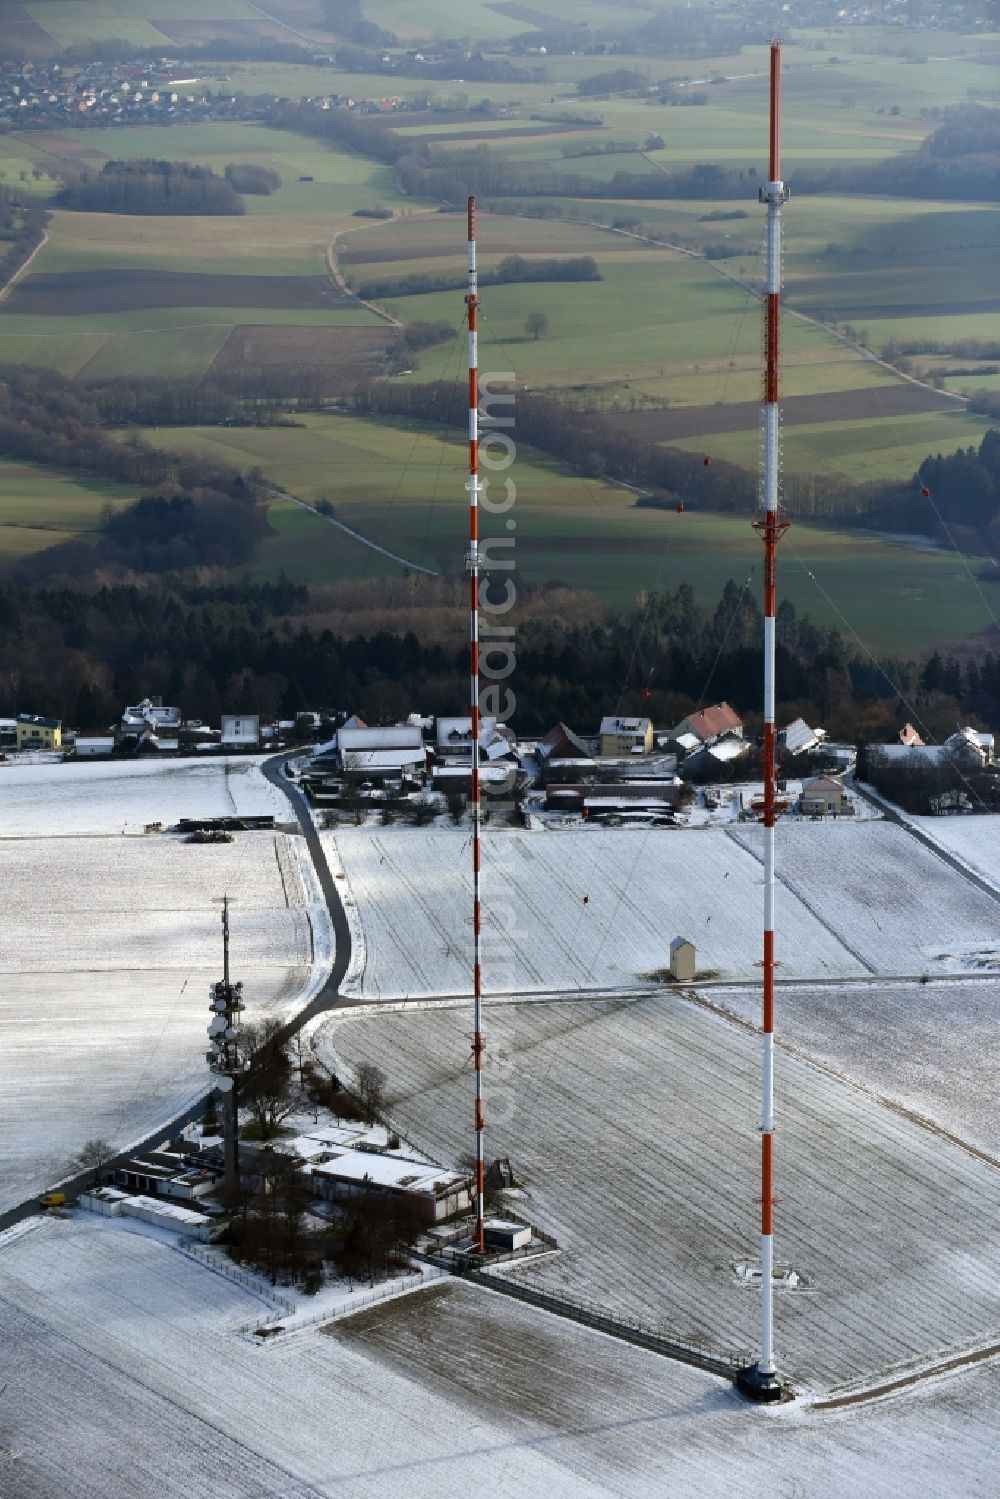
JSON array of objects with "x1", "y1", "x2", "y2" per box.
[
  {"x1": 128, "y1": 413, "x2": 1000, "y2": 653},
  {"x1": 22, "y1": 0, "x2": 295, "y2": 50},
  {"x1": 671, "y1": 408, "x2": 997, "y2": 485},
  {"x1": 2, "y1": 5, "x2": 999, "y2": 619},
  {"x1": 0, "y1": 459, "x2": 136, "y2": 567}
]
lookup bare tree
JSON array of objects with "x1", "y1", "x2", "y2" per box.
[
  {"x1": 524, "y1": 311, "x2": 548, "y2": 340},
  {"x1": 73, "y1": 1138, "x2": 116, "y2": 1188},
  {"x1": 241, "y1": 1019, "x2": 300, "y2": 1139},
  {"x1": 356, "y1": 1063, "x2": 387, "y2": 1126}
]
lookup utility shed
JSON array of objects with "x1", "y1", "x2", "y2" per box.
[
  {"x1": 670, "y1": 936, "x2": 696, "y2": 982},
  {"x1": 483, "y1": 1220, "x2": 531, "y2": 1252}
]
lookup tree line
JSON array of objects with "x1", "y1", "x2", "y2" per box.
[
  {"x1": 4, "y1": 572, "x2": 1000, "y2": 753},
  {"x1": 0, "y1": 188, "x2": 48, "y2": 291},
  {"x1": 354, "y1": 253, "x2": 600, "y2": 300},
  {"x1": 56, "y1": 159, "x2": 245, "y2": 216}
]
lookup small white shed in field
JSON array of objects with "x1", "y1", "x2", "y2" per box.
[{"x1": 670, "y1": 936, "x2": 696, "y2": 982}]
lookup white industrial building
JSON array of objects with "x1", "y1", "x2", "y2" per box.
[{"x1": 308, "y1": 1149, "x2": 472, "y2": 1222}]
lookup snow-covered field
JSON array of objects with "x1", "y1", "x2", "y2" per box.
[
  {"x1": 1, "y1": 1214, "x2": 995, "y2": 1498},
  {"x1": 913, "y1": 813, "x2": 1000, "y2": 893},
  {"x1": 326, "y1": 826, "x2": 866, "y2": 998},
  {"x1": 0, "y1": 761, "x2": 329, "y2": 1211},
  {"x1": 718, "y1": 978, "x2": 1000, "y2": 1158},
  {"x1": 0, "y1": 755, "x2": 288, "y2": 837},
  {"x1": 317, "y1": 996, "x2": 1000, "y2": 1391},
  {"x1": 731, "y1": 821, "x2": 1000, "y2": 974}
]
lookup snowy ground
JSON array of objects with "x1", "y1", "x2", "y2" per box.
[
  {"x1": 0, "y1": 761, "x2": 330, "y2": 1211},
  {"x1": 0, "y1": 755, "x2": 289, "y2": 837},
  {"x1": 730, "y1": 821, "x2": 1000, "y2": 975},
  {"x1": 912, "y1": 813, "x2": 1000, "y2": 893},
  {"x1": 717, "y1": 978, "x2": 1000, "y2": 1158},
  {"x1": 317, "y1": 996, "x2": 1000, "y2": 1392},
  {"x1": 325, "y1": 826, "x2": 865, "y2": 998},
  {"x1": 0, "y1": 1214, "x2": 995, "y2": 1498}
]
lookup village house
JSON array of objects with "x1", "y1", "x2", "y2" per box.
[
  {"x1": 537, "y1": 722, "x2": 593, "y2": 764},
  {"x1": 599, "y1": 715, "x2": 653, "y2": 756},
  {"x1": 221, "y1": 713, "x2": 260, "y2": 749},
  {"x1": 799, "y1": 776, "x2": 853, "y2": 817},
  {"x1": 16, "y1": 713, "x2": 61, "y2": 751},
  {"x1": 435, "y1": 715, "x2": 516, "y2": 763},
  {"x1": 781, "y1": 717, "x2": 826, "y2": 756},
  {"x1": 872, "y1": 726, "x2": 994, "y2": 773},
  {"x1": 120, "y1": 697, "x2": 180, "y2": 739},
  {"x1": 671, "y1": 702, "x2": 743, "y2": 748}
]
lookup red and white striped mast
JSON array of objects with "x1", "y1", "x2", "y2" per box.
[
  {"x1": 466, "y1": 195, "x2": 486, "y2": 1256},
  {"x1": 739, "y1": 41, "x2": 789, "y2": 1404}
]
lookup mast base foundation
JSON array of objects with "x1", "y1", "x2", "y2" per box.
[{"x1": 735, "y1": 1363, "x2": 787, "y2": 1403}]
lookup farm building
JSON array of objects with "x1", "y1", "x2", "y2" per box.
[
  {"x1": 311, "y1": 723, "x2": 429, "y2": 783},
  {"x1": 538, "y1": 722, "x2": 593, "y2": 764},
  {"x1": 120, "y1": 698, "x2": 180, "y2": 736},
  {"x1": 682, "y1": 734, "x2": 750, "y2": 780},
  {"x1": 599, "y1": 716, "x2": 653, "y2": 756},
  {"x1": 671, "y1": 702, "x2": 743, "y2": 748},
  {"x1": 221, "y1": 714, "x2": 260, "y2": 748},
  {"x1": 338, "y1": 724, "x2": 424, "y2": 756},
  {"x1": 781, "y1": 717, "x2": 826, "y2": 756},
  {"x1": 872, "y1": 727, "x2": 994, "y2": 772},
  {"x1": 74, "y1": 736, "x2": 115, "y2": 759},
  {"x1": 16, "y1": 713, "x2": 61, "y2": 751},
  {"x1": 340, "y1": 749, "x2": 426, "y2": 784},
  {"x1": 431, "y1": 763, "x2": 519, "y2": 794},
  {"x1": 549, "y1": 779, "x2": 681, "y2": 813},
  {"x1": 799, "y1": 776, "x2": 853, "y2": 817},
  {"x1": 307, "y1": 1148, "x2": 472, "y2": 1223},
  {"x1": 435, "y1": 716, "x2": 515, "y2": 763}
]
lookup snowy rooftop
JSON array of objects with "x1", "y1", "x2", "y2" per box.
[
  {"x1": 125, "y1": 1194, "x2": 211, "y2": 1226},
  {"x1": 338, "y1": 725, "x2": 423, "y2": 753},
  {"x1": 310, "y1": 1150, "x2": 466, "y2": 1193},
  {"x1": 706, "y1": 737, "x2": 749, "y2": 763},
  {"x1": 341, "y1": 748, "x2": 425, "y2": 772},
  {"x1": 599, "y1": 716, "x2": 650, "y2": 736}
]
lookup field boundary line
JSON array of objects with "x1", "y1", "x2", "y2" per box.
[
  {"x1": 562, "y1": 213, "x2": 966, "y2": 406},
  {"x1": 325, "y1": 213, "x2": 443, "y2": 332},
  {"x1": 0, "y1": 224, "x2": 47, "y2": 304},
  {"x1": 458, "y1": 1266, "x2": 749, "y2": 1380},
  {"x1": 812, "y1": 1339, "x2": 1000, "y2": 1410},
  {"x1": 275, "y1": 488, "x2": 440, "y2": 575}
]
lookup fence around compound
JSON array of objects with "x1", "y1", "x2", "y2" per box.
[{"x1": 459, "y1": 1265, "x2": 753, "y2": 1378}]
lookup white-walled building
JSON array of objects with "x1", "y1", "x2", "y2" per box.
[{"x1": 221, "y1": 713, "x2": 260, "y2": 748}]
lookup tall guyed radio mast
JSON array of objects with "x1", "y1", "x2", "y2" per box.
[
  {"x1": 466, "y1": 195, "x2": 486, "y2": 1256},
  {"x1": 737, "y1": 41, "x2": 789, "y2": 1405}
]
